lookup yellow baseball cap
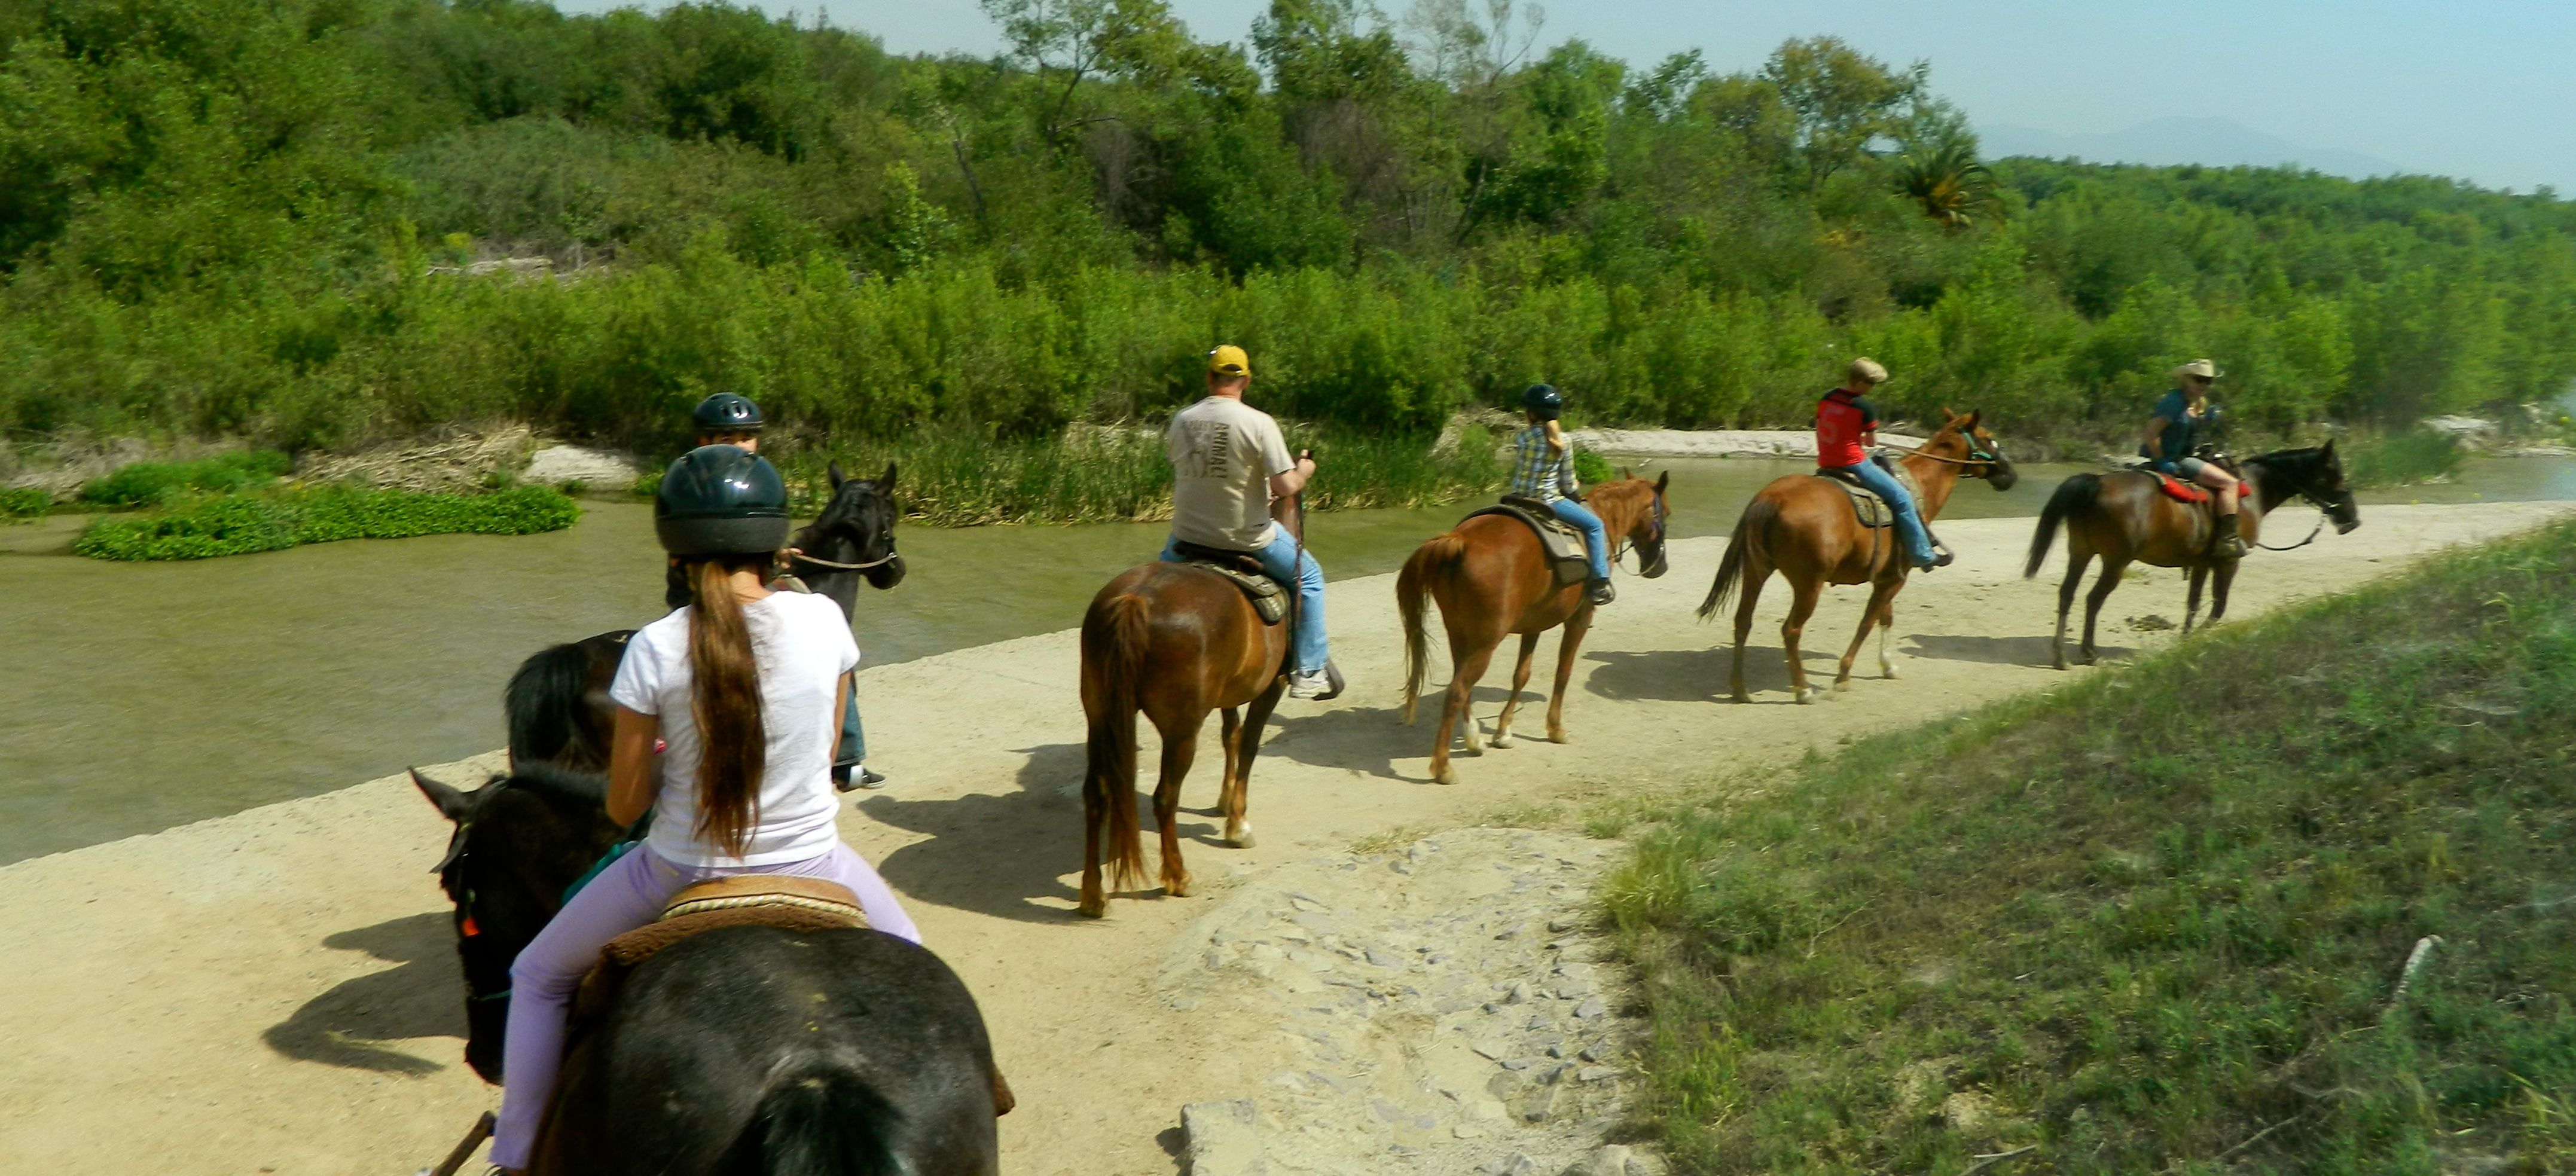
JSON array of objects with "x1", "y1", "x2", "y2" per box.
[{"x1": 1207, "y1": 344, "x2": 1251, "y2": 378}]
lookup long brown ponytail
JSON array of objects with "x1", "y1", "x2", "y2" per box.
[{"x1": 687, "y1": 557, "x2": 767, "y2": 856}]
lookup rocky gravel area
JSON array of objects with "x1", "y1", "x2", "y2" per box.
[{"x1": 1160, "y1": 828, "x2": 1661, "y2": 1176}]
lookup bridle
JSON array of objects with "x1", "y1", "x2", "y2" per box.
[
  {"x1": 1608, "y1": 484, "x2": 1669, "y2": 574},
  {"x1": 792, "y1": 483, "x2": 901, "y2": 573},
  {"x1": 1888, "y1": 435, "x2": 2005, "y2": 470},
  {"x1": 2246, "y1": 456, "x2": 2353, "y2": 552}
]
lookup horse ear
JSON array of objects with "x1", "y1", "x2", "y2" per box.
[
  {"x1": 411, "y1": 769, "x2": 472, "y2": 823},
  {"x1": 1941, "y1": 404, "x2": 1956, "y2": 421},
  {"x1": 879, "y1": 462, "x2": 898, "y2": 492},
  {"x1": 828, "y1": 462, "x2": 847, "y2": 490},
  {"x1": 1965, "y1": 410, "x2": 1982, "y2": 429},
  {"x1": 2322, "y1": 438, "x2": 2337, "y2": 457},
  {"x1": 1655, "y1": 470, "x2": 1671, "y2": 493}
]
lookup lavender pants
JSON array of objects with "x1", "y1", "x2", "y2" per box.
[{"x1": 489, "y1": 842, "x2": 920, "y2": 1168}]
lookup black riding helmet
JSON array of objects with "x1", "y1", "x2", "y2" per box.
[
  {"x1": 656, "y1": 445, "x2": 790, "y2": 557},
  {"x1": 1522, "y1": 383, "x2": 1563, "y2": 421},
  {"x1": 692, "y1": 392, "x2": 764, "y2": 435}
]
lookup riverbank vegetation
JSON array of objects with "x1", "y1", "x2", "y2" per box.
[
  {"x1": 2342, "y1": 428, "x2": 2470, "y2": 488},
  {"x1": 4, "y1": 0, "x2": 2573, "y2": 462},
  {"x1": 75, "y1": 485, "x2": 579, "y2": 560},
  {"x1": 1602, "y1": 521, "x2": 2576, "y2": 1172}
]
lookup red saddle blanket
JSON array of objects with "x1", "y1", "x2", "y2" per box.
[{"x1": 2154, "y1": 473, "x2": 2212, "y2": 503}]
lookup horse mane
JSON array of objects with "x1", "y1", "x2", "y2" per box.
[
  {"x1": 493, "y1": 761, "x2": 608, "y2": 811},
  {"x1": 2247, "y1": 445, "x2": 2329, "y2": 478}
]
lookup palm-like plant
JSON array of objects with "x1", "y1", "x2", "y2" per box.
[{"x1": 1894, "y1": 137, "x2": 2001, "y2": 229}]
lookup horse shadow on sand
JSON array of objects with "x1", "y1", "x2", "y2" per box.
[
  {"x1": 262, "y1": 911, "x2": 464, "y2": 1075},
  {"x1": 1902, "y1": 633, "x2": 2131, "y2": 667},
  {"x1": 1583, "y1": 644, "x2": 1857, "y2": 703},
  {"x1": 1264, "y1": 682, "x2": 1602, "y2": 784},
  {"x1": 856, "y1": 743, "x2": 1117, "y2": 923}
]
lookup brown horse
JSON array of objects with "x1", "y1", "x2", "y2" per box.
[
  {"x1": 2023, "y1": 444, "x2": 2360, "y2": 668},
  {"x1": 1698, "y1": 411, "x2": 2018, "y2": 702},
  {"x1": 1076, "y1": 508, "x2": 1304, "y2": 917},
  {"x1": 1396, "y1": 473, "x2": 1671, "y2": 786}
]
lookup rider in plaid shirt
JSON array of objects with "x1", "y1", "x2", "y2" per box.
[{"x1": 1510, "y1": 384, "x2": 1614, "y2": 606}]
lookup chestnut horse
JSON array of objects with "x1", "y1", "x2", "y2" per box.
[
  {"x1": 1698, "y1": 411, "x2": 2017, "y2": 702},
  {"x1": 1076, "y1": 502, "x2": 1304, "y2": 917},
  {"x1": 2023, "y1": 444, "x2": 2359, "y2": 669},
  {"x1": 1396, "y1": 472, "x2": 1670, "y2": 786}
]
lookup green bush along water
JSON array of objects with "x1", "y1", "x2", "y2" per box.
[
  {"x1": 77, "y1": 450, "x2": 295, "y2": 508},
  {"x1": 75, "y1": 485, "x2": 579, "y2": 560},
  {"x1": 2344, "y1": 428, "x2": 2471, "y2": 488},
  {"x1": 4, "y1": 0, "x2": 2574, "y2": 460},
  {"x1": 1603, "y1": 521, "x2": 2576, "y2": 1172}
]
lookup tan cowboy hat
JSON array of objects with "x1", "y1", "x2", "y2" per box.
[
  {"x1": 1848, "y1": 357, "x2": 1889, "y2": 384},
  {"x1": 2170, "y1": 359, "x2": 2220, "y2": 381}
]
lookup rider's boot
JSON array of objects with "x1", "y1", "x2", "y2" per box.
[
  {"x1": 1586, "y1": 577, "x2": 1616, "y2": 606},
  {"x1": 2214, "y1": 513, "x2": 2248, "y2": 560}
]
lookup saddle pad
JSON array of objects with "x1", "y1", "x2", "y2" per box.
[
  {"x1": 1464, "y1": 499, "x2": 1590, "y2": 587},
  {"x1": 2155, "y1": 473, "x2": 2213, "y2": 503},
  {"x1": 1185, "y1": 560, "x2": 1288, "y2": 625}
]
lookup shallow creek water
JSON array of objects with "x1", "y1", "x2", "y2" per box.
[{"x1": 2, "y1": 454, "x2": 2568, "y2": 863}]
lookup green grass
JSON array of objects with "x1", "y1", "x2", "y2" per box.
[
  {"x1": 1604, "y1": 521, "x2": 2576, "y2": 1174},
  {"x1": 2343, "y1": 429, "x2": 2468, "y2": 488},
  {"x1": 75, "y1": 485, "x2": 578, "y2": 560},
  {"x1": 78, "y1": 450, "x2": 294, "y2": 508},
  {"x1": 1, "y1": 487, "x2": 47, "y2": 521},
  {"x1": 637, "y1": 425, "x2": 1507, "y2": 528}
]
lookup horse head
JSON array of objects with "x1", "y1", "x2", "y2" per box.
[
  {"x1": 1935, "y1": 407, "x2": 2018, "y2": 492},
  {"x1": 806, "y1": 462, "x2": 906, "y2": 591},
  {"x1": 2259, "y1": 440, "x2": 2361, "y2": 534},
  {"x1": 1609, "y1": 468, "x2": 1672, "y2": 579},
  {"x1": 411, "y1": 765, "x2": 622, "y2": 1083}
]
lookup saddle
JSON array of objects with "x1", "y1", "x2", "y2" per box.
[
  {"x1": 575, "y1": 876, "x2": 869, "y2": 1015},
  {"x1": 1814, "y1": 457, "x2": 1922, "y2": 530},
  {"x1": 1463, "y1": 496, "x2": 1591, "y2": 587},
  {"x1": 1169, "y1": 539, "x2": 1289, "y2": 625}
]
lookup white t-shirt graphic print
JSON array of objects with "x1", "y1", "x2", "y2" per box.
[
  {"x1": 610, "y1": 591, "x2": 859, "y2": 867},
  {"x1": 1167, "y1": 396, "x2": 1296, "y2": 551}
]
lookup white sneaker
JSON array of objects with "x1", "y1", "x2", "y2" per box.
[{"x1": 1288, "y1": 669, "x2": 1332, "y2": 699}]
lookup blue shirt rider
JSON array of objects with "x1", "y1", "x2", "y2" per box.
[
  {"x1": 2139, "y1": 359, "x2": 2246, "y2": 560},
  {"x1": 1509, "y1": 384, "x2": 1616, "y2": 605}
]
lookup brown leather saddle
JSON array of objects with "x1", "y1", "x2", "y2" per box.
[
  {"x1": 1814, "y1": 458, "x2": 1922, "y2": 530},
  {"x1": 574, "y1": 876, "x2": 868, "y2": 1015},
  {"x1": 1463, "y1": 496, "x2": 1593, "y2": 587},
  {"x1": 1168, "y1": 539, "x2": 1289, "y2": 624}
]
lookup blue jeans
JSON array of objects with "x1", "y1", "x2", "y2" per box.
[
  {"x1": 1161, "y1": 529, "x2": 1330, "y2": 676},
  {"x1": 1826, "y1": 460, "x2": 1937, "y2": 567},
  {"x1": 1546, "y1": 497, "x2": 1611, "y2": 581},
  {"x1": 835, "y1": 689, "x2": 865, "y2": 768}
]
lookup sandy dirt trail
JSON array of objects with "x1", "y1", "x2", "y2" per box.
[{"x1": 1, "y1": 502, "x2": 2562, "y2": 1175}]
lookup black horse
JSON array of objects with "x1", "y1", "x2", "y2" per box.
[
  {"x1": 505, "y1": 631, "x2": 633, "y2": 772},
  {"x1": 411, "y1": 766, "x2": 1005, "y2": 1175},
  {"x1": 789, "y1": 462, "x2": 908, "y2": 620}
]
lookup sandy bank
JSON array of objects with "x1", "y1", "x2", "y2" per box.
[{"x1": 1, "y1": 502, "x2": 2564, "y2": 1174}]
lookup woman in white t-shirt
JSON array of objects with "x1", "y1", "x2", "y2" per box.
[{"x1": 486, "y1": 445, "x2": 919, "y2": 1174}]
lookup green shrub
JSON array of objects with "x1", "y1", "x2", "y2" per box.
[
  {"x1": 79, "y1": 451, "x2": 294, "y2": 508},
  {"x1": 75, "y1": 485, "x2": 578, "y2": 560},
  {"x1": 1, "y1": 487, "x2": 48, "y2": 520},
  {"x1": 2344, "y1": 427, "x2": 2468, "y2": 487}
]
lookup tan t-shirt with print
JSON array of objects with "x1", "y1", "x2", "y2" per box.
[{"x1": 1166, "y1": 395, "x2": 1295, "y2": 551}]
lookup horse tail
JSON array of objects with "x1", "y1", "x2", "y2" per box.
[
  {"x1": 1698, "y1": 497, "x2": 1777, "y2": 621},
  {"x1": 1397, "y1": 532, "x2": 1466, "y2": 724},
  {"x1": 2026, "y1": 474, "x2": 2101, "y2": 579},
  {"x1": 504, "y1": 640, "x2": 596, "y2": 768},
  {"x1": 1082, "y1": 592, "x2": 1152, "y2": 895},
  {"x1": 719, "y1": 1061, "x2": 904, "y2": 1176}
]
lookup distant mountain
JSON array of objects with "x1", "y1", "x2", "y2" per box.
[{"x1": 1976, "y1": 117, "x2": 2404, "y2": 181}]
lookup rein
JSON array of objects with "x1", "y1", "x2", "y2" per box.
[
  {"x1": 2255, "y1": 512, "x2": 2330, "y2": 552},
  {"x1": 1885, "y1": 440, "x2": 2001, "y2": 467},
  {"x1": 793, "y1": 551, "x2": 899, "y2": 571}
]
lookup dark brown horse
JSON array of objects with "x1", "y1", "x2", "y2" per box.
[
  {"x1": 1076, "y1": 503, "x2": 1305, "y2": 917},
  {"x1": 1699, "y1": 411, "x2": 2017, "y2": 702},
  {"x1": 1395, "y1": 474, "x2": 1670, "y2": 785},
  {"x1": 2024, "y1": 444, "x2": 2360, "y2": 668}
]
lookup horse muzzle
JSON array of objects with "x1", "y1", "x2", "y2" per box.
[
  {"x1": 865, "y1": 554, "x2": 907, "y2": 589},
  {"x1": 1641, "y1": 548, "x2": 1670, "y2": 579},
  {"x1": 1986, "y1": 466, "x2": 2019, "y2": 492}
]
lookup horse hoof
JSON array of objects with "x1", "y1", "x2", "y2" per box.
[
  {"x1": 1076, "y1": 899, "x2": 1106, "y2": 919},
  {"x1": 1795, "y1": 690, "x2": 1817, "y2": 705},
  {"x1": 1881, "y1": 663, "x2": 1900, "y2": 680},
  {"x1": 1226, "y1": 826, "x2": 1255, "y2": 849},
  {"x1": 1165, "y1": 876, "x2": 1193, "y2": 899},
  {"x1": 1490, "y1": 734, "x2": 1512, "y2": 749},
  {"x1": 1548, "y1": 729, "x2": 1567, "y2": 744},
  {"x1": 1730, "y1": 691, "x2": 1752, "y2": 704},
  {"x1": 1432, "y1": 768, "x2": 1457, "y2": 786},
  {"x1": 1832, "y1": 679, "x2": 1851, "y2": 692}
]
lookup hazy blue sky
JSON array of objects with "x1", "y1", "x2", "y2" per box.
[{"x1": 557, "y1": 0, "x2": 2576, "y2": 193}]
